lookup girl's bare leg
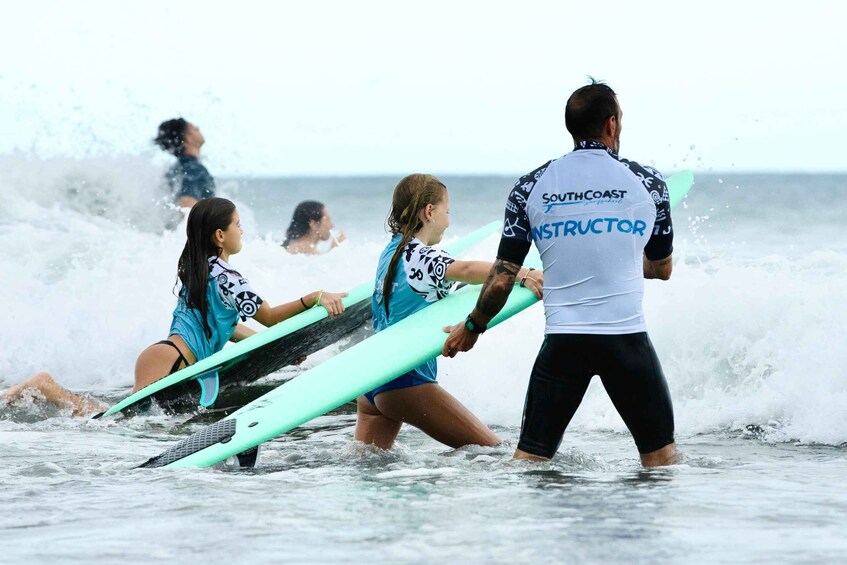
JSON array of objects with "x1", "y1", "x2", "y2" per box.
[
  {"x1": 354, "y1": 395, "x2": 403, "y2": 449},
  {"x1": 3, "y1": 372, "x2": 106, "y2": 417},
  {"x1": 372, "y1": 383, "x2": 500, "y2": 449},
  {"x1": 133, "y1": 335, "x2": 195, "y2": 392}
]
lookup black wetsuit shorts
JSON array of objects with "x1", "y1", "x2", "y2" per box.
[{"x1": 517, "y1": 332, "x2": 675, "y2": 458}]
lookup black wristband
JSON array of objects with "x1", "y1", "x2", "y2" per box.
[
  {"x1": 299, "y1": 297, "x2": 308, "y2": 310},
  {"x1": 464, "y1": 313, "x2": 487, "y2": 334}
]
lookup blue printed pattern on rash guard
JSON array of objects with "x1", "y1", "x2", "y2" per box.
[
  {"x1": 498, "y1": 141, "x2": 673, "y2": 335},
  {"x1": 169, "y1": 257, "x2": 263, "y2": 360},
  {"x1": 372, "y1": 237, "x2": 456, "y2": 332},
  {"x1": 371, "y1": 236, "x2": 456, "y2": 383}
]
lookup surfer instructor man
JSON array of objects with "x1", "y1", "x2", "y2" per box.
[{"x1": 443, "y1": 79, "x2": 680, "y2": 467}]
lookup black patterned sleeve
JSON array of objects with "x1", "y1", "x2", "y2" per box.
[
  {"x1": 642, "y1": 167, "x2": 673, "y2": 261},
  {"x1": 403, "y1": 244, "x2": 456, "y2": 303},
  {"x1": 216, "y1": 271, "x2": 264, "y2": 320},
  {"x1": 618, "y1": 160, "x2": 673, "y2": 261},
  {"x1": 497, "y1": 161, "x2": 550, "y2": 265}
]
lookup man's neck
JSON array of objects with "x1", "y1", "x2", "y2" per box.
[{"x1": 574, "y1": 138, "x2": 616, "y2": 154}]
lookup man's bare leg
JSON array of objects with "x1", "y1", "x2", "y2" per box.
[
  {"x1": 513, "y1": 448, "x2": 549, "y2": 461},
  {"x1": 514, "y1": 443, "x2": 682, "y2": 467},
  {"x1": 640, "y1": 442, "x2": 681, "y2": 467}
]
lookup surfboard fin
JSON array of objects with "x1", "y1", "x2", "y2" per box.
[
  {"x1": 196, "y1": 370, "x2": 220, "y2": 407},
  {"x1": 235, "y1": 446, "x2": 260, "y2": 468}
]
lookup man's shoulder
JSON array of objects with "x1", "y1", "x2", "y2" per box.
[
  {"x1": 518, "y1": 159, "x2": 554, "y2": 183},
  {"x1": 511, "y1": 159, "x2": 555, "y2": 196},
  {"x1": 614, "y1": 156, "x2": 672, "y2": 216},
  {"x1": 614, "y1": 156, "x2": 666, "y2": 189}
]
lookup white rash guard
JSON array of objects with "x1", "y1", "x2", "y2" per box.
[{"x1": 497, "y1": 141, "x2": 673, "y2": 335}]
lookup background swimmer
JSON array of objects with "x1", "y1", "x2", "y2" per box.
[{"x1": 283, "y1": 201, "x2": 346, "y2": 255}]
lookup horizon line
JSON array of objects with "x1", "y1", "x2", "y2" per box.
[{"x1": 217, "y1": 168, "x2": 847, "y2": 180}]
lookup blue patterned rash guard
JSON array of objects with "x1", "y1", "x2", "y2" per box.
[
  {"x1": 497, "y1": 141, "x2": 673, "y2": 335},
  {"x1": 368, "y1": 235, "x2": 455, "y2": 396},
  {"x1": 169, "y1": 257, "x2": 263, "y2": 360}
]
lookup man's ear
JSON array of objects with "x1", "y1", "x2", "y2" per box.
[{"x1": 605, "y1": 114, "x2": 618, "y2": 138}]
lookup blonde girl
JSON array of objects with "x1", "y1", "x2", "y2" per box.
[{"x1": 355, "y1": 174, "x2": 542, "y2": 449}]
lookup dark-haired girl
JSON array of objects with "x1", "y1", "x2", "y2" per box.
[
  {"x1": 3, "y1": 198, "x2": 346, "y2": 415},
  {"x1": 134, "y1": 197, "x2": 347, "y2": 391},
  {"x1": 282, "y1": 201, "x2": 346, "y2": 255},
  {"x1": 354, "y1": 174, "x2": 542, "y2": 450}
]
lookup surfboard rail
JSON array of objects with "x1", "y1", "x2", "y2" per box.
[{"x1": 103, "y1": 221, "x2": 503, "y2": 417}]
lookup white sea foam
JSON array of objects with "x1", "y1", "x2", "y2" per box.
[
  {"x1": 375, "y1": 467, "x2": 460, "y2": 479},
  {"x1": 0, "y1": 155, "x2": 384, "y2": 391},
  {"x1": 2, "y1": 155, "x2": 845, "y2": 445}
]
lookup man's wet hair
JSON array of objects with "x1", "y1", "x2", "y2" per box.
[
  {"x1": 565, "y1": 78, "x2": 618, "y2": 141},
  {"x1": 154, "y1": 118, "x2": 188, "y2": 156}
]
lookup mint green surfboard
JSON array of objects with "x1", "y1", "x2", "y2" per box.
[
  {"x1": 139, "y1": 171, "x2": 693, "y2": 469},
  {"x1": 101, "y1": 221, "x2": 502, "y2": 417},
  {"x1": 668, "y1": 170, "x2": 693, "y2": 209}
]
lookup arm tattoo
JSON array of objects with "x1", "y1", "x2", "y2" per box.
[
  {"x1": 644, "y1": 254, "x2": 673, "y2": 279},
  {"x1": 493, "y1": 261, "x2": 520, "y2": 276},
  {"x1": 473, "y1": 259, "x2": 520, "y2": 322}
]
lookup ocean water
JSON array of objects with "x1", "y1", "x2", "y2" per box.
[{"x1": 1, "y1": 155, "x2": 846, "y2": 563}]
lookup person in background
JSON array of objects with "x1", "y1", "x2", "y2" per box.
[
  {"x1": 154, "y1": 118, "x2": 215, "y2": 209},
  {"x1": 1, "y1": 372, "x2": 106, "y2": 417},
  {"x1": 354, "y1": 174, "x2": 542, "y2": 450},
  {"x1": 282, "y1": 201, "x2": 346, "y2": 255},
  {"x1": 443, "y1": 79, "x2": 680, "y2": 467}
]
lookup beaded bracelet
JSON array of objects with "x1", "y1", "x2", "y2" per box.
[{"x1": 519, "y1": 268, "x2": 535, "y2": 287}]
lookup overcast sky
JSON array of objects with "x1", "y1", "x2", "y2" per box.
[{"x1": 1, "y1": 1, "x2": 844, "y2": 176}]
